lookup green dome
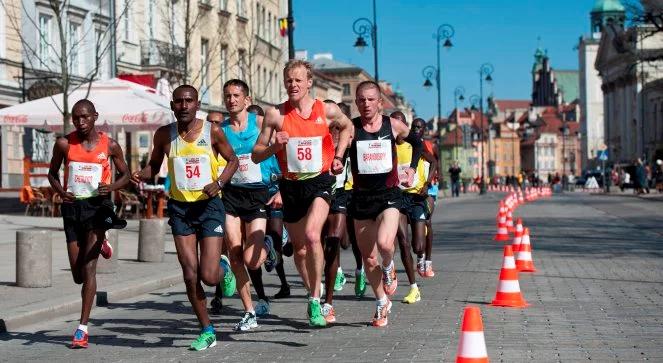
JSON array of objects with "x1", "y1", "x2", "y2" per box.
[{"x1": 592, "y1": 0, "x2": 625, "y2": 13}]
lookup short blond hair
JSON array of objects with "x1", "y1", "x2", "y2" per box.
[{"x1": 283, "y1": 59, "x2": 313, "y2": 80}]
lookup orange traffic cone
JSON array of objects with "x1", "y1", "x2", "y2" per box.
[
  {"x1": 516, "y1": 228, "x2": 537, "y2": 272},
  {"x1": 494, "y1": 220, "x2": 509, "y2": 241},
  {"x1": 518, "y1": 191, "x2": 524, "y2": 204},
  {"x1": 505, "y1": 207, "x2": 514, "y2": 232},
  {"x1": 495, "y1": 201, "x2": 505, "y2": 226},
  {"x1": 512, "y1": 218, "x2": 524, "y2": 252},
  {"x1": 491, "y1": 245, "x2": 528, "y2": 307},
  {"x1": 456, "y1": 306, "x2": 489, "y2": 363}
]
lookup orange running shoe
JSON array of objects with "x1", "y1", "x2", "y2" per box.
[
  {"x1": 382, "y1": 267, "x2": 398, "y2": 296},
  {"x1": 424, "y1": 264, "x2": 435, "y2": 278},
  {"x1": 100, "y1": 239, "x2": 113, "y2": 259},
  {"x1": 321, "y1": 303, "x2": 336, "y2": 324},
  {"x1": 70, "y1": 329, "x2": 88, "y2": 349},
  {"x1": 372, "y1": 299, "x2": 392, "y2": 327}
]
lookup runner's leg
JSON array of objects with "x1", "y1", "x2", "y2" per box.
[{"x1": 174, "y1": 235, "x2": 210, "y2": 328}]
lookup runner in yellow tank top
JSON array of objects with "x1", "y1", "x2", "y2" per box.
[{"x1": 132, "y1": 85, "x2": 238, "y2": 351}]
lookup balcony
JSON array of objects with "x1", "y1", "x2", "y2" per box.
[{"x1": 140, "y1": 39, "x2": 185, "y2": 72}]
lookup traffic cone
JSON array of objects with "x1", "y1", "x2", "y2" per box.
[
  {"x1": 505, "y1": 207, "x2": 514, "y2": 232},
  {"x1": 494, "y1": 218, "x2": 509, "y2": 241},
  {"x1": 512, "y1": 218, "x2": 524, "y2": 252},
  {"x1": 491, "y1": 245, "x2": 528, "y2": 307},
  {"x1": 456, "y1": 306, "x2": 489, "y2": 363},
  {"x1": 518, "y1": 190, "x2": 524, "y2": 204},
  {"x1": 495, "y1": 201, "x2": 506, "y2": 226},
  {"x1": 516, "y1": 228, "x2": 537, "y2": 272}
]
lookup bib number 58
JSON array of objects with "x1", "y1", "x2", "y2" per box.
[{"x1": 297, "y1": 147, "x2": 312, "y2": 161}]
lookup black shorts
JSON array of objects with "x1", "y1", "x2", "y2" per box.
[
  {"x1": 330, "y1": 188, "x2": 349, "y2": 215},
  {"x1": 350, "y1": 187, "x2": 402, "y2": 221},
  {"x1": 167, "y1": 196, "x2": 225, "y2": 239},
  {"x1": 222, "y1": 184, "x2": 269, "y2": 222},
  {"x1": 280, "y1": 173, "x2": 334, "y2": 223},
  {"x1": 61, "y1": 196, "x2": 123, "y2": 243},
  {"x1": 400, "y1": 192, "x2": 430, "y2": 223}
]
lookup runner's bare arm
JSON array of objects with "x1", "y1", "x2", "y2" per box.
[
  {"x1": 100, "y1": 139, "x2": 130, "y2": 195},
  {"x1": 325, "y1": 102, "x2": 352, "y2": 159},
  {"x1": 419, "y1": 149, "x2": 438, "y2": 195},
  {"x1": 48, "y1": 137, "x2": 74, "y2": 201},
  {"x1": 252, "y1": 106, "x2": 284, "y2": 164},
  {"x1": 392, "y1": 118, "x2": 423, "y2": 186},
  {"x1": 256, "y1": 113, "x2": 276, "y2": 144},
  {"x1": 131, "y1": 126, "x2": 168, "y2": 184}
]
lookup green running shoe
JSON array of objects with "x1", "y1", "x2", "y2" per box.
[
  {"x1": 334, "y1": 269, "x2": 347, "y2": 291},
  {"x1": 355, "y1": 269, "x2": 367, "y2": 298},
  {"x1": 220, "y1": 255, "x2": 236, "y2": 297},
  {"x1": 308, "y1": 300, "x2": 327, "y2": 327},
  {"x1": 189, "y1": 331, "x2": 216, "y2": 351}
]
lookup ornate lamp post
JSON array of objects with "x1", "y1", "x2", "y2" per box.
[
  {"x1": 478, "y1": 63, "x2": 494, "y2": 194},
  {"x1": 352, "y1": 0, "x2": 379, "y2": 80}
]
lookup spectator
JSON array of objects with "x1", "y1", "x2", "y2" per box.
[
  {"x1": 448, "y1": 161, "x2": 462, "y2": 197},
  {"x1": 635, "y1": 158, "x2": 647, "y2": 194},
  {"x1": 654, "y1": 159, "x2": 663, "y2": 193}
]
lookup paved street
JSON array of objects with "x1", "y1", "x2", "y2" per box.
[{"x1": 1, "y1": 192, "x2": 662, "y2": 362}]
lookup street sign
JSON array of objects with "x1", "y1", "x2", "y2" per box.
[{"x1": 597, "y1": 149, "x2": 608, "y2": 161}]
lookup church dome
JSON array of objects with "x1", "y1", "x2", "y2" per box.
[{"x1": 592, "y1": 0, "x2": 625, "y2": 13}]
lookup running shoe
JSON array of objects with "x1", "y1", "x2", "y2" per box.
[
  {"x1": 210, "y1": 296, "x2": 223, "y2": 314},
  {"x1": 70, "y1": 329, "x2": 88, "y2": 349},
  {"x1": 100, "y1": 239, "x2": 113, "y2": 260},
  {"x1": 308, "y1": 300, "x2": 326, "y2": 327},
  {"x1": 402, "y1": 286, "x2": 421, "y2": 304},
  {"x1": 282, "y1": 227, "x2": 294, "y2": 257},
  {"x1": 382, "y1": 267, "x2": 398, "y2": 296},
  {"x1": 233, "y1": 312, "x2": 258, "y2": 331},
  {"x1": 333, "y1": 270, "x2": 347, "y2": 291},
  {"x1": 263, "y1": 235, "x2": 280, "y2": 272},
  {"x1": 417, "y1": 261, "x2": 426, "y2": 278},
  {"x1": 321, "y1": 303, "x2": 336, "y2": 324},
  {"x1": 274, "y1": 285, "x2": 291, "y2": 299},
  {"x1": 219, "y1": 255, "x2": 236, "y2": 297},
  {"x1": 355, "y1": 269, "x2": 367, "y2": 298},
  {"x1": 189, "y1": 330, "x2": 216, "y2": 351},
  {"x1": 424, "y1": 263, "x2": 435, "y2": 278},
  {"x1": 372, "y1": 299, "x2": 393, "y2": 327},
  {"x1": 255, "y1": 299, "x2": 270, "y2": 317}
]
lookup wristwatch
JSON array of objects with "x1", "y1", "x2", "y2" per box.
[{"x1": 217, "y1": 179, "x2": 225, "y2": 189}]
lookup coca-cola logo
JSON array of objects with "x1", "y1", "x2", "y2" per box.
[{"x1": 2, "y1": 115, "x2": 28, "y2": 124}]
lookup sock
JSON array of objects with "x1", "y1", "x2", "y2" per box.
[
  {"x1": 376, "y1": 295, "x2": 388, "y2": 307},
  {"x1": 425, "y1": 260, "x2": 432, "y2": 268},
  {"x1": 247, "y1": 309, "x2": 256, "y2": 315},
  {"x1": 417, "y1": 256, "x2": 425, "y2": 267},
  {"x1": 383, "y1": 260, "x2": 394, "y2": 272},
  {"x1": 202, "y1": 324, "x2": 214, "y2": 334},
  {"x1": 77, "y1": 324, "x2": 88, "y2": 333},
  {"x1": 356, "y1": 268, "x2": 362, "y2": 276},
  {"x1": 337, "y1": 266, "x2": 343, "y2": 274},
  {"x1": 410, "y1": 283, "x2": 418, "y2": 289},
  {"x1": 309, "y1": 296, "x2": 320, "y2": 304}
]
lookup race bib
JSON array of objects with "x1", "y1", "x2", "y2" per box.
[
  {"x1": 335, "y1": 162, "x2": 348, "y2": 188},
  {"x1": 356, "y1": 140, "x2": 392, "y2": 174},
  {"x1": 397, "y1": 164, "x2": 418, "y2": 190},
  {"x1": 173, "y1": 155, "x2": 213, "y2": 191},
  {"x1": 286, "y1": 137, "x2": 323, "y2": 173},
  {"x1": 231, "y1": 153, "x2": 262, "y2": 184},
  {"x1": 67, "y1": 162, "x2": 102, "y2": 198}
]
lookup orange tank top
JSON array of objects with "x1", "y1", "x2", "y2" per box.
[
  {"x1": 277, "y1": 99, "x2": 335, "y2": 181},
  {"x1": 423, "y1": 140, "x2": 434, "y2": 154},
  {"x1": 64, "y1": 131, "x2": 112, "y2": 198}
]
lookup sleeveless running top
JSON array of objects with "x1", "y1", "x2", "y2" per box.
[
  {"x1": 396, "y1": 142, "x2": 428, "y2": 194},
  {"x1": 222, "y1": 112, "x2": 274, "y2": 188},
  {"x1": 349, "y1": 115, "x2": 398, "y2": 191},
  {"x1": 167, "y1": 121, "x2": 220, "y2": 202},
  {"x1": 276, "y1": 99, "x2": 335, "y2": 181},
  {"x1": 64, "y1": 131, "x2": 112, "y2": 199}
]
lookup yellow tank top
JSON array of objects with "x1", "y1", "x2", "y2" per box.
[
  {"x1": 396, "y1": 142, "x2": 427, "y2": 194},
  {"x1": 168, "y1": 121, "x2": 220, "y2": 202}
]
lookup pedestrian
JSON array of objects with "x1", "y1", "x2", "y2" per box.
[
  {"x1": 654, "y1": 159, "x2": 663, "y2": 193},
  {"x1": 448, "y1": 161, "x2": 461, "y2": 197},
  {"x1": 251, "y1": 59, "x2": 352, "y2": 327},
  {"x1": 48, "y1": 99, "x2": 130, "y2": 349},
  {"x1": 132, "y1": 85, "x2": 238, "y2": 351},
  {"x1": 635, "y1": 158, "x2": 647, "y2": 195}
]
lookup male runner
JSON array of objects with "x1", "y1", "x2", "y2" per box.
[
  {"x1": 395, "y1": 117, "x2": 437, "y2": 303},
  {"x1": 349, "y1": 81, "x2": 422, "y2": 327},
  {"x1": 132, "y1": 85, "x2": 238, "y2": 351},
  {"x1": 419, "y1": 122, "x2": 439, "y2": 277},
  {"x1": 48, "y1": 99, "x2": 130, "y2": 348},
  {"x1": 252, "y1": 60, "x2": 352, "y2": 327},
  {"x1": 220, "y1": 80, "x2": 279, "y2": 330}
]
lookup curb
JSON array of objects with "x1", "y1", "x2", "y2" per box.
[{"x1": 0, "y1": 273, "x2": 182, "y2": 333}]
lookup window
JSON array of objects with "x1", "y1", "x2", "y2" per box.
[
  {"x1": 255, "y1": 3, "x2": 260, "y2": 34},
  {"x1": 201, "y1": 38, "x2": 209, "y2": 103},
  {"x1": 219, "y1": 0, "x2": 227, "y2": 10},
  {"x1": 0, "y1": 5, "x2": 5, "y2": 58},
  {"x1": 257, "y1": 65, "x2": 261, "y2": 97},
  {"x1": 238, "y1": 49, "x2": 246, "y2": 79},
  {"x1": 122, "y1": 0, "x2": 132, "y2": 41},
  {"x1": 38, "y1": 14, "x2": 53, "y2": 69},
  {"x1": 68, "y1": 21, "x2": 81, "y2": 75},
  {"x1": 342, "y1": 83, "x2": 350, "y2": 96},
  {"x1": 267, "y1": 12, "x2": 272, "y2": 42},
  {"x1": 262, "y1": 67, "x2": 267, "y2": 101},
  {"x1": 236, "y1": 0, "x2": 244, "y2": 17},
  {"x1": 220, "y1": 44, "x2": 227, "y2": 87},
  {"x1": 147, "y1": 0, "x2": 157, "y2": 38},
  {"x1": 94, "y1": 29, "x2": 109, "y2": 78}
]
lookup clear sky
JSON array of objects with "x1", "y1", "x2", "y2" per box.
[{"x1": 293, "y1": 0, "x2": 594, "y2": 120}]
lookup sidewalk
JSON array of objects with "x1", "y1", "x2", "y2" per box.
[
  {"x1": 0, "y1": 215, "x2": 183, "y2": 332},
  {"x1": 568, "y1": 187, "x2": 663, "y2": 201}
]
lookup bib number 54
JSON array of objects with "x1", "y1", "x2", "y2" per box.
[{"x1": 186, "y1": 165, "x2": 201, "y2": 178}]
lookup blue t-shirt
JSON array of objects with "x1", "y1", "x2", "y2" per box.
[{"x1": 222, "y1": 113, "x2": 276, "y2": 188}]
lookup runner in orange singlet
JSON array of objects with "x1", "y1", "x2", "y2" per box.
[{"x1": 252, "y1": 60, "x2": 352, "y2": 327}]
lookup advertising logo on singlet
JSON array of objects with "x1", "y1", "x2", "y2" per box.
[{"x1": 97, "y1": 152, "x2": 107, "y2": 161}]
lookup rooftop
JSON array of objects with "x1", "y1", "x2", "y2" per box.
[{"x1": 592, "y1": 0, "x2": 625, "y2": 13}]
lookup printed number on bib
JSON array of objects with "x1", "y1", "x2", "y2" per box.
[
  {"x1": 286, "y1": 137, "x2": 322, "y2": 173},
  {"x1": 356, "y1": 140, "x2": 392, "y2": 174},
  {"x1": 231, "y1": 153, "x2": 262, "y2": 185},
  {"x1": 397, "y1": 164, "x2": 418, "y2": 190},
  {"x1": 67, "y1": 162, "x2": 103, "y2": 198},
  {"x1": 173, "y1": 155, "x2": 213, "y2": 191}
]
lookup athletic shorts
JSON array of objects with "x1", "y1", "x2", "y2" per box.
[
  {"x1": 400, "y1": 192, "x2": 430, "y2": 222},
  {"x1": 330, "y1": 188, "x2": 349, "y2": 215},
  {"x1": 222, "y1": 184, "x2": 268, "y2": 222},
  {"x1": 279, "y1": 173, "x2": 334, "y2": 223},
  {"x1": 350, "y1": 187, "x2": 402, "y2": 221},
  {"x1": 61, "y1": 196, "x2": 124, "y2": 243},
  {"x1": 266, "y1": 188, "x2": 283, "y2": 219},
  {"x1": 167, "y1": 196, "x2": 225, "y2": 238}
]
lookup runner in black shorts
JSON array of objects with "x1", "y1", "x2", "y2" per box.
[{"x1": 349, "y1": 81, "x2": 422, "y2": 327}]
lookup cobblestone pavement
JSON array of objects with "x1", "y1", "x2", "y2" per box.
[{"x1": 1, "y1": 193, "x2": 662, "y2": 362}]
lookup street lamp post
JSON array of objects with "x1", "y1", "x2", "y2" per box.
[
  {"x1": 470, "y1": 94, "x2": 481, "y2": 190},
  {"x1": 478, "y1": 63, "x2": 494, "y2": 194},
  {"x1": 453, "y1": 86, "x2": 465, "y2": 160},
  {"x1": 352, "y1": 0, "x2": 379, "y2": 80}
]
